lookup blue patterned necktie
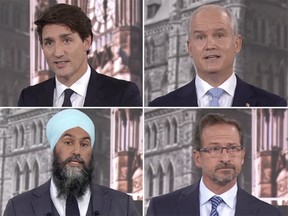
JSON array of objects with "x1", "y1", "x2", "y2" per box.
[
  {"x1": 62, "y1": 89, "x2": 74, "y2": 107},
  {"x1": 208, "y1": 88, "x2": 224, "y2": 107},
  {"x1": 209, "y1": 196, "x2": 223, "y2": 216}
]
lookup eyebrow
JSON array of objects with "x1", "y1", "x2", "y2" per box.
[
  {"x1": 43, "y1": 33, "x2": 74, "y2": 42},
  {"x1": 193, "y1": 28, "x2": 228, "y2": 34}
]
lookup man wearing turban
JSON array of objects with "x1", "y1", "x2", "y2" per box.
[{"x1": 4, "y1": 109, "x2": 139, "y2": 216}]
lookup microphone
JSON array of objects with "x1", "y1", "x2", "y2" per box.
[{"x1": 94, "y1": 210, "x2": 100, "y2": 216}]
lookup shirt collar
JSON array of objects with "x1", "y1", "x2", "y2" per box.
[
  {"x1": 199, "y1": 177, "x2": 238, "y2": 209},
  {"x1": 55, "y1": 65, "x2": 91, "y2": 100},
  {"x1": 50, "y1": 178, "x2": 91, "y2": 202},
  {"x1": 195, "y1": 73, "x2": 237, "y2": 99}
]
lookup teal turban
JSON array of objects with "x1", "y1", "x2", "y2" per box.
[{"x1": 46, "y1": 109, "x2": 95, "y2": 149}]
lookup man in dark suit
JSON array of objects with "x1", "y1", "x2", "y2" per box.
[
  {"x1": 149, "y1": 5, "x2": 286, "y2": 107},
  {"x1": 18, "y1": 4, "x2": 141, "y2": 107},
  {"x1": 147, "y1": 113, "x2": 281, "y2": 216},
  {"x1": 4, "y1": 109, "x2": 139, "y2": 216}
]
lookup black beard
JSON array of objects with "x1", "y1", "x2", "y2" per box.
[{"x1": 52, "y1": 151, "x2": 93, "y2": 199}]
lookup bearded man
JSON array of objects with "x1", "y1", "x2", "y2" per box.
[{"x1": 4, "y1": 109, "x2": 139, "y2": 216}]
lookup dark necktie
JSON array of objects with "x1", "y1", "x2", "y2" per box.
[
  {"x1": 208, "y1": 88, "x2": 224, "y2": 107},
  {"x1": 209, "y1": 196, "x2": 223, "y2": 216},
  {"x1": 62, "y1": 89, "x2": 74, "y2": 107},
  {"x1": 66, "y1": 194, "x2": 80, "y2": 216}
]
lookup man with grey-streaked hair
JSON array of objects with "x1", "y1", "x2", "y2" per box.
[
  {"x1": 147, "y1": 113, "x2": 282, "y2": 216},
  {"x1": 149, "y1": 4, "x2": 287, "y2": 107}
]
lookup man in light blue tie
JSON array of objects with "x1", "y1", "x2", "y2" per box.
[
  {"x1": 149, "y1": 4, "x2": 287, "y2": 107},
  {"x1": 147, "y1": 113, "x2": 282, "y2": 216}
]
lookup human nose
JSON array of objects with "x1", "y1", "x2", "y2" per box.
[
  {"x1": 219, "y1": 148, "x2": 230, "y2": 162},
  {"x1": 205, "y1": 35, "x2": 216, "y2": 49},
  {"x1": 71, "y1": 142, "x2": 81, "y2": 155},
  {"x1": 53, "y1": 42, "x2": 64, "y2": 58}
]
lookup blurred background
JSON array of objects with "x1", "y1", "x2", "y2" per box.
[{"x1": 0, "y1": 0, "x2": 142, "y2": 106}]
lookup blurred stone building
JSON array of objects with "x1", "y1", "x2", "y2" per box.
[
  {"x1": 0, "y1": 0, "x2": 30, "y2": 106},
  {"x1": 0, "y1": 108, "x2": 143, "y2": 215},
  {"x1": 144, "y1": 109, "x2": 252, "y2": 211},
  {"x1": 144, "y1": 0, "x2": 288, "y2": 105},
  {"x1": 252, "y1": 109, "x2": 288, "y2": 207}
]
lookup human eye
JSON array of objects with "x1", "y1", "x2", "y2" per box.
[
  {"x1": 194, "y1": 33, "x2": 206, "y2": 40},
  {"x1": 63, "y1": 37, "x2": 72, "y2": 44},
  {"x1": 44, "y1": 40, "x2": 53, "y2": 47},
  {"x1": 228, "y1": 146, "x2": 240, "y2": 153},
  {"x1": 64, "y1": 140, "x2": 72, "y2": 145},
  {"x1": 211, "y1": 146, "x2": 221, "y2": 153},
  {"x1": 215, "y1": 32, "x2": 225, "y2": 39}
]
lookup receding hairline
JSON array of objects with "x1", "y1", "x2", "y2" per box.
[{"x1": 188, "y1": 4, "x2": 239, "y2": 38}]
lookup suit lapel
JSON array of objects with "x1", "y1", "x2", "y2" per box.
[
  {"x1": 90, "y1": 184, "x2": 111, "y2": 215},
  {"x1": 232, "y1": 76, "x2": 255, "y2": 107},
  {"x1": 84, "y1": 67, "x2": 105, "y2": 106},
  {"x1": 38, "y1": 79, "x2": 55, "y2": 106},
  {"x1": 176, "y1": 79, "x2": 198, "y2": 106},
  {"x1": 176, "y1": 183, "x2": 200, "y2": 216},
  {"x1": 31, "y1": 180, "x2": 54, "y2": 215}
]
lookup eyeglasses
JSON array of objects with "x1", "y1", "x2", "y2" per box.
[{"x1": 199, "y1": 145, "x2": 244, "y2": 157}]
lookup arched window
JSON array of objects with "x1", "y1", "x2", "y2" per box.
[
  {"x1": 147, "y1": 167, "x2": 154, "y2": 197},
  {"x1": 24, "y1": 163, "x2": 30, "y2": 191},
  {"x1": 171, "y1": 119, "x2": 178, "y2": 144},
  {"x1": 145, "y1": 126, "x2": 151, "y2": 150},
  {"x1": 13, "y1": 165, "x2": 20, "y2": 195},
  {"x1": 152, "y1": 124, "x2": 157, "y2": 149},
  {"x1": 165, "y1": 120, "x2": 171, "y2": 145},
  {"x1": 31, "y1": 161, "x2": 39, "y2": 188},
  {"x1": 18, "y1": 125, "x2": 24, "y2": 148},
  {"x1": 37, "y1": 121, "x2": 43, "y2": 144},
  {"x1": 167, "y1": 163, "x2": 174, "y2": 193},
  {"x1": 31, "y1": 122, "x2": 36, "y2": 145},
  {"x1": 13, "y1": 127, "x2": 18, "y2": 149},
  {"x1": 158, "y1": 166, "x2": 164, "y2": 195}
]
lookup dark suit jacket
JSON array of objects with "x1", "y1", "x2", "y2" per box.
[
  {"x1": 4, "y1": 180, "x2": 139, "y2": 216},
  {"x1": 149, "y1": 76, "x2": 287, "y2": 107},
  {"x1": 147, "y1": 183, "x2": 281, "y2": 216},
  {"x1": 18, "y1": 66, "x2": 142, "y2": 107}
]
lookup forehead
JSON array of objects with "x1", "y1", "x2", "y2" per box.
[
  {"x1": 42, "y1": 24, "x2": 75, "y2": 38},
  {"x1": 201, "y1": 124, "x2": 240, "y2": 144},
  {"x1": 60, "y1": 127, "x2": 90, "y2": 139},
  {"x1": 191, "y1": 7, "x2": 232, "y2": 31}
]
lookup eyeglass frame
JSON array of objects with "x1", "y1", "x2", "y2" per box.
[{"x1": 198, "y1": 145, "x2": 245, "y2": 157}]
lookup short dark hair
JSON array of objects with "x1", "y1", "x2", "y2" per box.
[
  {"x1": 194, "y1": 113, "x2": 243, "y2": 150},
  {"x1": 34, "y1": 4, "x2": 93, "y2": 45}
]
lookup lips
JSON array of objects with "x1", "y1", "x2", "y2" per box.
[{"x1": 204, "y1": 55, "x2": 220, "y2": 60}]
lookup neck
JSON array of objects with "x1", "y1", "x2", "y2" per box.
[
  {"x1": 57, "y1": 64, "x2": 88, "y2": 87},
  {"x1": 198, "y1": 71, "x2": 233, "y2": 87}
]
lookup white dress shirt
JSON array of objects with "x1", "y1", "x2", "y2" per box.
[
  {"x1": 195, "y1": 73, "x2": 237, "y2": 107},
  {"x1": 53, "y1": 65, "x2": 91, "y2": 107},
  {"x1": 199, "y1": 178, "x2": 237, "y2": 216},
  {"x1": 50, "y1": 179, "x2": 91, "y2": 216}
]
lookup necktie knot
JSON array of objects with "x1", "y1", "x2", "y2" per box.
[
  {"x1": 209, "y1": 196, "x2": 223, "y2": 216},
  {"x1": 208, "y1": 88, "x2": 224, "y2": 107},
  {"x1": 62, "y1": 89, "x2": 74, "y2": 107}
]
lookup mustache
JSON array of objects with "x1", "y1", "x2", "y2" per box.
[
  {"x1": 63, "y1": 154, "x2": 85, "y2": 165},
  {"x1": 215, "y1": 163, "x2": 236, "y2": 170}
]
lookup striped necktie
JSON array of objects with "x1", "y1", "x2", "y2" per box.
[{"x1": 209, "y1": 196, "x2": 223, "y2": 216}]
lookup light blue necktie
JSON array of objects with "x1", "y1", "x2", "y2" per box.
[
  {"x1": 210, "y1": 196, "x2": 223, "y2": 216},
  {"x1": 208, "y1": 88, "x2": 224, "y2": 107}
]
